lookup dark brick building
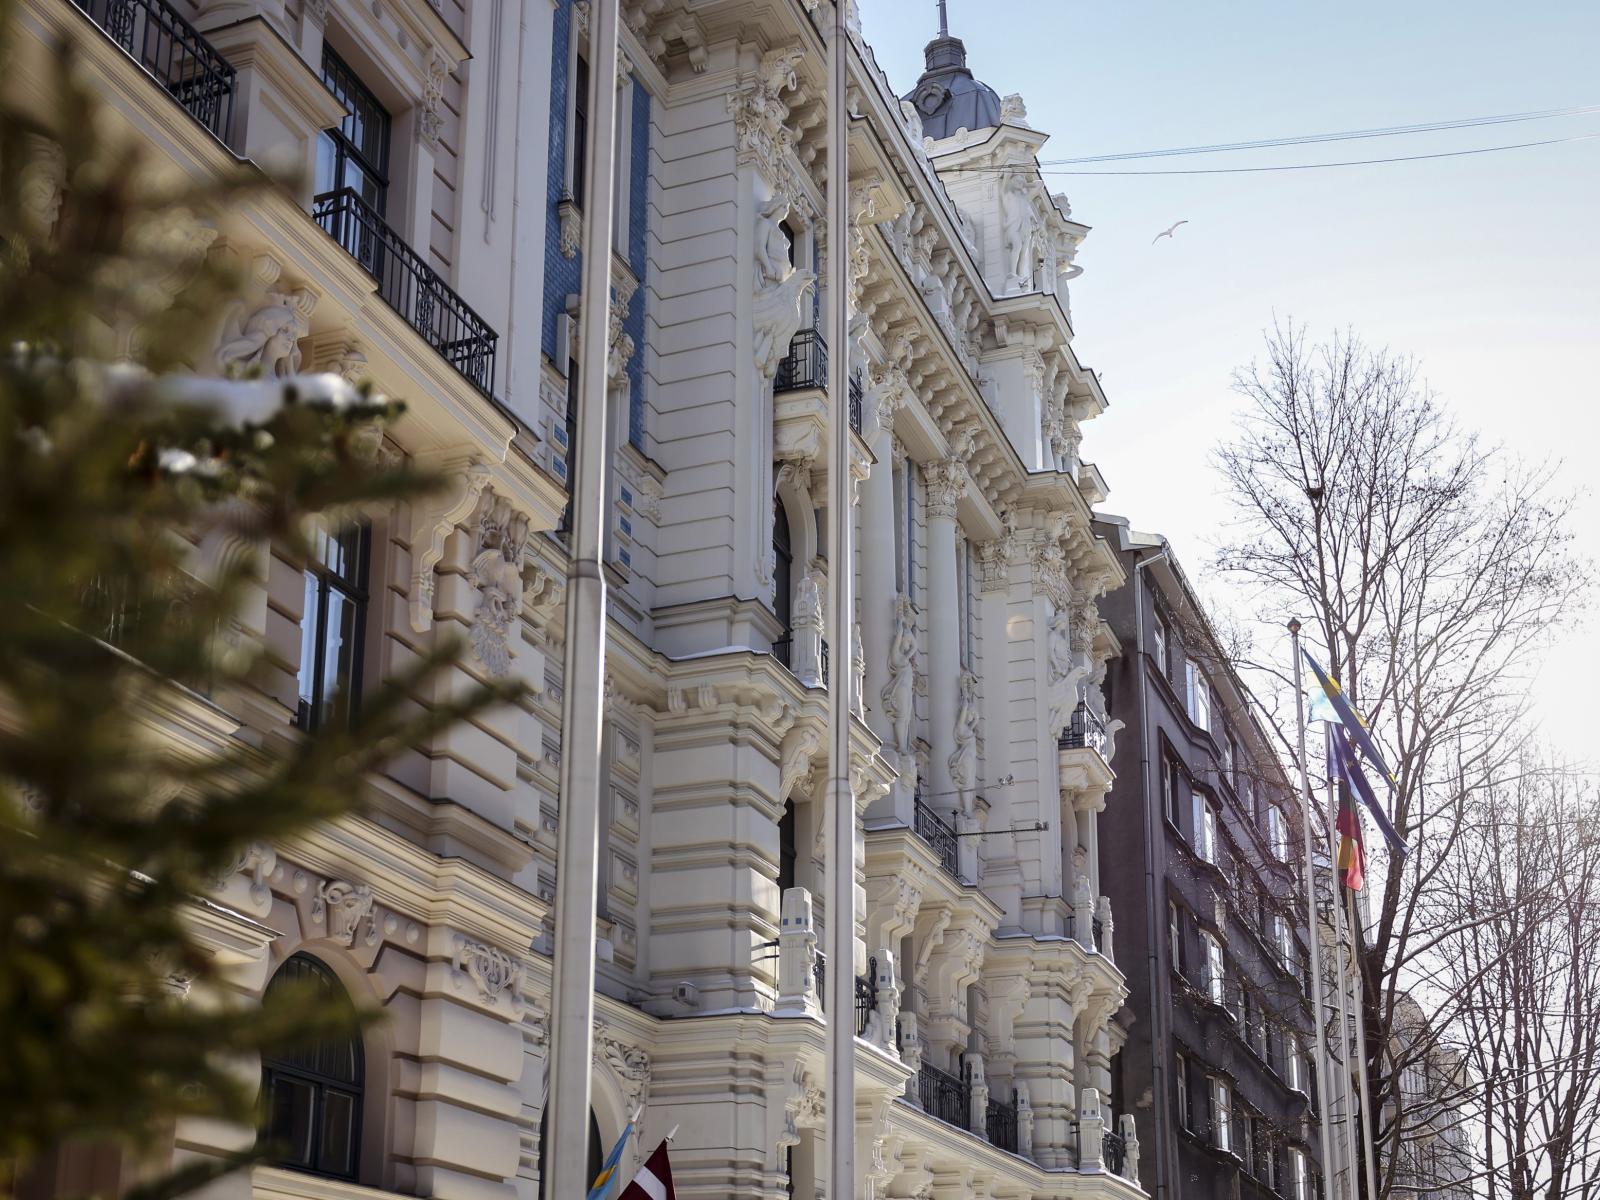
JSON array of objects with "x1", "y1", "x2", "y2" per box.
[{"x1": 1094, "y1": 516, "x2": 1323, "y2": 1200}]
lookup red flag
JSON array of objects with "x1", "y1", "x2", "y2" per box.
[{"x1": 617, "y1": 1141, "x2": 675, "y2": 1200}]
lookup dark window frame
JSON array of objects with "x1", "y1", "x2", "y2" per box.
[
  {"x1": 571, "y1": 50, "x2": 590, "y2": 209},
  {"x1": 295, "y1": 521, "x2": 371, "y2": 733},
  {"x1": 319, "y1": 45, "x2": 392, "y2": 217},
  {"x1": 260, "y1": 954, "x2": 364, "y2": 1181}
]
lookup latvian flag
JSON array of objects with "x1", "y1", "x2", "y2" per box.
[{"x1": 617, "y1": 1140, "x2": 676, "y2": 1200}]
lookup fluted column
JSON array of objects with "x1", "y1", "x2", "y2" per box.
[{"x1": 922, "y1": 458, "x2": 966, "y2": 819}]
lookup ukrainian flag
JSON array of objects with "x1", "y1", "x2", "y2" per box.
[{"x1": 588, "y1": 1121, "x2": 636, "y2": 1200}]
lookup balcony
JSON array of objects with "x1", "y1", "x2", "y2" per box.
[
  {"x1": 312, "y1": 188, "x2": 498, "y2": 396},
  {"x1": 1102, "y1": 1128, "x2": 1126, "y2": 1176},
  {"x1": 918, "y1": 1061, "x2": 971, "y2": 1132},
  {"x1": 69, "y1": 0, "x2": 234, "y2": 140},
  {"x1": 810, "y1": 950, "x2": 879, "y2": 1038},
  {"x1": 912, "y1": 791, "x2": 961, "y2": 880},
  {"x1": 772, "y1": 329, "x2": 863, "y2": 435},
  {"x1": 1061, "y1": 700, "x2": 1107, "y2": 756},
  {"x1": 986, "y1": 1091, "x2": 1019, "y2": 1153}
]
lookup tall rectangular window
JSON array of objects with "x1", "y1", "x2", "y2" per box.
[
  {"x1": 1211, "y1": 1079, "x2": 1232, "y2": 1153},
  {"x1": 1152, "y1": 612, "x2": 1168, "y2": 677},
  {"x1": 317, "y1": 46, "x2": 391, "y2": 216},
  {"x1": 1291, "y1": 1148, "x2": 1309, "y2": 1200},
  {"x1": 1268, "y1": 804, "x2": 1288, "y2": 860},
  {"x1": 1186, "y1": 659, "x2": 1211, "y2": 730},
  {"x1": 1174, "y1": 1052, "x2": 1190, "y2": 1129},
  {"x1": 1162, "y1": 755, "x2": 1178, "y2": 825},
  {"x1": 571, "y1": 50, "x2": 590, "y2": 209},
  {"x1": 1287, "y1": 1032, "x2": 1304, "y2": 1092},
  {"x1": 1168, "y1": 900, "x2": 1183, "y2": 972},
  {"x1": 296, "y1": 522, "x2": 370, "y2": 732},
  {"x1": 1205, "y1": 933, "x2": 1225, "y2": 1005}
]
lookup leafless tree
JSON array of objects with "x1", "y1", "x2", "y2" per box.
[
  {"x1": 1212, "y1": 320, "x2": 1591, "y2": 1198},
  {"x1": 1436, "y1": 759, "x2": 1600, "y2": 1200}
]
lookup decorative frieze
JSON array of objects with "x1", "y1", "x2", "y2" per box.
[
  {"x1": 453, "y1": 936, "x2": 523, "y2": 1005},
  {"x1": 312, "y1": 879, "x2": 375, "y2": 947}
]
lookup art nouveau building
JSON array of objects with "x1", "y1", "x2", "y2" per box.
[{"x1": 8, "y1": 0, "x2": 1146, "y2": 1196}]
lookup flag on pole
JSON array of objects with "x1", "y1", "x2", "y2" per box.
[
  {"x1": 1301, "y1": 649, "x2": 1397, "y2": 790},
  {"x1": 1329, "y1": 724, "x2": 1407, "y2": 862},
  {"x1": 587, "y1": 1120, "x2": 636, "y2": 1200},
  {"x1": 1326, "y1": 727, "x2": 1367, "y2": 889},
  {"x1": 616, "y1": 1139, "x2": 676, "y2": 1200}
]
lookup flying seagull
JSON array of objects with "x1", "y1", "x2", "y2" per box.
[{"x1": 1151, "y1": 220, "x2": 1189, "y2": 244}]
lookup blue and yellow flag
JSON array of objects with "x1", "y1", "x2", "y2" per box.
[
  {"x1": 1302, "y1": 649, "x2": 1397, "y2": 790},
  {"x1": 588, "y1": 1121, "x2": 636, "y2": 1200}
]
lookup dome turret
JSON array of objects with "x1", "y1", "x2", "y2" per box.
[{"x1": 902, "y1": 1, "x2": 1002, "y2": 139}]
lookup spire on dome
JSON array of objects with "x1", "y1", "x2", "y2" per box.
[{"x1": 902, "y1": 0, "x2": 1002, "y2": 139}]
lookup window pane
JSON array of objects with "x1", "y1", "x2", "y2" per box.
[
  {"x1": 319, "y1": 588, "x2": 359, "y2": 726},
  {"x1": 318, "y1": 1088, "x2": 358, "y2": 1177},
  {"x1": 267, "y1": 1075, "x2": 317, "y2": 1168},
  {"x1": 296, "y1": 572, "x2": 322, "y2": 726}
]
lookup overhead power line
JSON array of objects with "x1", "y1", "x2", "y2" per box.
[
  {"x1": 1037, "y1": 103, "x2": 1600, "y2": 165},
  {"x1": 1036, "y1": 133, "x2": 1600, "y2": 176}
]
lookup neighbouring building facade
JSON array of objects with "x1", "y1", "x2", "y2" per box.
[
  {"x1": 7, "y1": 0, "x2": 1153, "y2": 1198},
  {"x1": 1093, "y1": 519, "x2": 1326, "y2": 1200}
]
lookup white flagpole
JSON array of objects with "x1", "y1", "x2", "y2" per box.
[
  {"x1": 1348, "y1": 887, "x2": 1380, "y2": 1199},
  {"x1": 1325, "y1": 734, "x2": 1359, "y2": 1200},
  {"x1": 823, "y1": 1, "x2": 856, "y2": 1198},
  {"x1": 1290, "y1": 620, "x2": 1337, "y2": 1200},
  {"x1": 543, "y1": 2, "x2": 620, "y2": 1198}
]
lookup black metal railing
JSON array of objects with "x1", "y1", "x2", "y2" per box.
[
  {"x1": 855, "y1": 956, "x2": 877, "y2": 1037},
  {"x1": 1102, "y1": 1128, "x2": 1126, "y2": 1175},
  {"x1": 849, "y1": 372, "x2": 863, "y2": 434},
  {"x1": 1092, "y1": 917, "x2": 1104, "y2": 951},
  {"x1": 819, "y1": 637, "x2": 829, "y2": 687},
  {"x1": 912, "y1": 792, "x2": 960, "y2": 879},
  {"x1": 774, "y1": 328, "x2": 827, "y2": 393},
  {"x1": 312, "y1": 188, "x2": 498, "y2": 396},
  {"x1": 1061, "y1": 700, "x2": 1108, "y2": 756},
  {"x1": 70, "y1": 0, "x2": 235, "y2": 139},
  {"x1": 771, "y1": 634, "x2": 793, "y2": 671},
  {"x1": 813, "y1": 950, "x2": 825, "y2": 1009},
  {"x1": 918, "y1": 1062, "x2": 970, "y2": 1131},
  {"x1": 986, "y1": 1091, "x2": 1019, "y2": 1152}
]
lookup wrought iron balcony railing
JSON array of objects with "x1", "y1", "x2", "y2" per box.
[
  {"x1": 848, "y1": 371, "x2": 863, "y2": 434},
  {"x1": 912, "y1": 792, "x2": 960, "y2": 879},
  {"x1": 986, "y1": 1091, "x2": 1019, "y2": 1153},
  {"x1": 1061, "y1": 700, "x2": 1107, "y2": 756},
  {"x1": 312, "y1": 188, "x2": 498, "y2": 396},
  {"x1": 855, "y1": 955, "x2": 877, "y2": 1037},
  {"x1": 918, "y1": 1062, "x2": 971, "y2": 1132},
  {"x1": 70, "y1": 0, "x2": 234, "y2": 139},
  {"x1": 774, "y1": 328, "x2": 826, "y2": 394},
  {"x1": 1102, "y1": 1128, "x2": 1127, "y2": 1175}
]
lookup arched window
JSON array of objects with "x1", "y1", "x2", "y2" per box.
[
  {"x1": 260, "y1": 954, "x2": 364, "y2": 1180},
  {"x1": 773, "y1": 494, "x2": 794, "y2": 668}
]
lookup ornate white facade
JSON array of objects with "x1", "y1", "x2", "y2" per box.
[{"x1": 9, "y1": 0, "x2": 1146, "y2": 1196}]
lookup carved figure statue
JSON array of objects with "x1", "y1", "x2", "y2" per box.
[
  {"x1": 879, "y1": 594, "x2": 917, "y2": 754},
  {"x1": 793, "y1": 567, "x2": 822, "y2": 627},
  {"x1": 948, "y1": 669, "x2": 980, "y2": 814},
  {"x1": 752, "y1": 193, "x2": 816, "y2": 380},
  {"x1": 216, "y1": 290, "x2": 312, "y2": 378},
  {"x1": 755, "y1": 193, "x2": 796, "y2": 290},
  {"x1": 1047, "y1": 603, "x2": 1074, "y2": 684},
  {"x1": 468, "y1": 491, "x2": 531, "y2": 677},
  {"x1": 1000, "y1": 174, "x2": 1036, "y2": 293}
]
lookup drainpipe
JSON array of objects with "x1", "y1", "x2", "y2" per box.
[{"x1": 1133, "y1": 544, "x2": 1169, "y2": 1198}]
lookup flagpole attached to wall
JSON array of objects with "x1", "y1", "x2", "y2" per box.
[
  {"x1": 1348, "y1": 886, "x2": 1381, "y2": 1200},
  {"x1": 543, "y1": 1, "x2": 620, "y2": 1198},
  {"x1": 823, "y1": 0, "x2": 857, "y2": 1197},
  {"x1": 1289, "y1": 619, "x2": 1338, "y2": 1200}
]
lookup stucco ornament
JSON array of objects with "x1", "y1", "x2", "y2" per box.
[
  {"x1": 18, "y1": 135, "x2": 65, "y2": 241},
  {"x1": 453, "y1": 937, "x2": 522, "y2": 1004},
  {"x1": 752, "y1": 194, "x2": 816, "y2": 380},
  {"x1": 879, "y1": 594, "x2": 917, "y2": 755},
  {"x1": 313, "y1": 879, "x2": 374, "y2": 947},
  {"x1": 468, "y1": 489, "x2": 532, "y2": 677},
  {"x1": 1000, "y1": 173, "x2": 1036, "y2": 294},
  {"x1": 727, "y1": 45, "x2": 806, "y2": 179},
  {"x1": 948, "y1": 669, "x2": 980, "y2": 814},
  {"x1": 216, "y1": 289, "x2": 315, "y2": 378}
]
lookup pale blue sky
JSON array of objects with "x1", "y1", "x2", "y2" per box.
[{"x1": 863, "y1": 0, "x2": 1600, "y2": 757}]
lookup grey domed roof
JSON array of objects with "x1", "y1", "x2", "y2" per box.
[{"x1": 902, "y1": 30, "x2": 1002, "y2": 140}]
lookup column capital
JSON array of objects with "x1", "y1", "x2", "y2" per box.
[{"x1": 921, "y1": 457, "x2": 967, "y2": 521}]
